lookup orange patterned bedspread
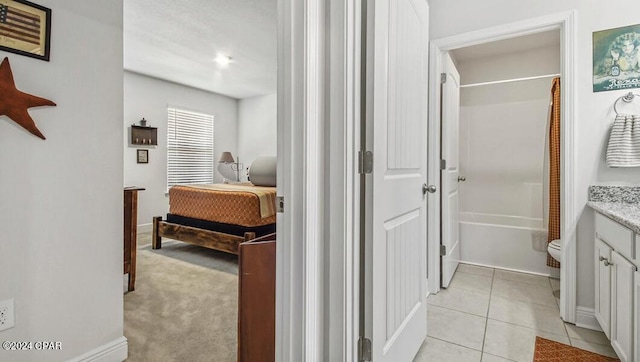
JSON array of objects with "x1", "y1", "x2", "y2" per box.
[{"x1": 169, "y1": 183, "x2": 276, "y2": 227}]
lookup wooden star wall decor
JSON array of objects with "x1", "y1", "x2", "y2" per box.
[{"x1": 0, "y1": 57, "x2": 56, "y2": 140}]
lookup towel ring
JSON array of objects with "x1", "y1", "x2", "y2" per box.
[{"x1": 613, "y1": 91, "x2": 640, "y2": 114}]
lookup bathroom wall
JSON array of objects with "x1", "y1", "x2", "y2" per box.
[{"x1": 458, "y1": 45, "x2": 561, "y2": 219}]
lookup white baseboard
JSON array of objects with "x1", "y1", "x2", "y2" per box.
[
  {"x1": 68, "y1": 336, "x2": 127, "y2": 362},
  {"x1": 137, "y1": 223, "x2": 152, "y2": 233},
  {"x1": 574, "y1": 306, "x2": 603, "y2": 332}
]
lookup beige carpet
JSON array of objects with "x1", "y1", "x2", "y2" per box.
[{"x1": 124, "y1": 232, "x2": 239, "y2": 362}]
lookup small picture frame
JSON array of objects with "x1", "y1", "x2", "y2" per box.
[
  {"x1": 0, "y1": 0, "x2": 52, "y2": 61},
  {"x1": 137, "y1": 149, "x2": 148, "y2": 164}
]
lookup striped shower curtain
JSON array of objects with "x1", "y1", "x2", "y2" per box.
[{"x1": 547, "y1": 77, "x2": 561, "y2": 268}]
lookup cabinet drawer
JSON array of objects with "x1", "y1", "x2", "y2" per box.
[{"x1": 596, "y1": 213, "x2": 634, "y2": 261}]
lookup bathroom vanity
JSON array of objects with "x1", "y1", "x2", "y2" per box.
[{"x1": 588, "y1": 186, "x2": 640, "y2": 362}]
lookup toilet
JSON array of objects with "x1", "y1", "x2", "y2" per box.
[{"x1": 548, "y1": 239, "x2": 562, "y2": 262}]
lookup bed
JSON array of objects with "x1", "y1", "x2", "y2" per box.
[{"x1": 152, "y1": 182, "x2": 277, "y2": 255}]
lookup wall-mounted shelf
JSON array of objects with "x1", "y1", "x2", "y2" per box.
[{"x1": 131, "y1": 125, "x2": 157, "y2": 146}]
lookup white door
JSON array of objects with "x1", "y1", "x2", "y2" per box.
[
  {"x1": 366, "y1": 0, "x2": 429, "y2": 360},
  {"x1": 440, "y1": 53, "x2": 461, "y2": 288}
]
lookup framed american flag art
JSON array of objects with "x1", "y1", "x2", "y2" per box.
[{"x1": 0, "y1": 0, "x2": 51, "y2": 61}]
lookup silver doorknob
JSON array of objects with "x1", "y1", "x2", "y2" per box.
[
  {"x1": 458, "y1": 176, "x2": 466, "y2": 182},
  {"x1": 604, "y1": 260, "x2": 614, "y2": 267},
  {"x1": 423, "y1": 184, "x2": 437, "y2": 194}
]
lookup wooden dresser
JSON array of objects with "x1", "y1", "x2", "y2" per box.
[{"x1": 124, "y1": 187, "x2": 144, "y2": 292}]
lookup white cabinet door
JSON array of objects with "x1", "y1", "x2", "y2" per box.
[
  {"x1": 595, "y1": 238, "x2": 612, "y2": 339},
  {"x1": 611, "y1": 251, "x2": 635, "y2": 362},
  {"x1": 634, "y1": 270, "x2": 639, "y2": 362}
]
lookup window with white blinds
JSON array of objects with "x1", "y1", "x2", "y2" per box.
[{"x1": 167, "y1": 108, "x2": 214, "y2": 189}]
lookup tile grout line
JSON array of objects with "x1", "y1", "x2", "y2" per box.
[
  {"x1": 553, "y1": 275, "x2": 572, "y2": 342},
  {"x1": 549, "y1": 275, "x2": 562, "y2": 311},
  {"x1": 484, "y1": 316, "x2": 570, "y2": 339},
  {"x1": 490, "y1": 279, "x2": 559, "y2": 310},
  {"x1": 493, "y1": 279, "x2": 554, "y2": 287},
  {"x1": 439, "y1": 284, "x2": 492, "y2": 296},
  {"x1": 489, "y1": 289, "x2": 560, "y2": 307},
  {"x1": 441, "y1": 273, "x2": 560, "y2": 312},
  {"x1": 490, "y1": 294, "x2": 559, "y2": 310},
  {"x1": 480, "y1": 269, "x2": 496, "y2": 355},
  {"x1": 456, "y1": 271, "x2": 494, "y2": 278},
  {"x1": 427, "y1": 303, "x2": 488, "y2": 319},
  {"x1": 424, "y1": 335, "x2": 484, "y2": 353}
]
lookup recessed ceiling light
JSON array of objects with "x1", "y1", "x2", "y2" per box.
[{"x1": 214, "y1": 54, "x2": 232, "y2": 66}]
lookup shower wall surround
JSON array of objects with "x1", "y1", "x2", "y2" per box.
[
  {"x1": 458, "y1": 44, "x2": 560, "y2": 219},
  {"x1": 459, "y1": 100, "x2": 547, "y2": 219}
]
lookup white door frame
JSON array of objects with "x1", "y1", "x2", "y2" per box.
[
  {"x1": 276, "y1": 0, "x2": 324, "y2": 359},
  {"x1": 277, "y1": 0, "x2": 361, "y2": 360},
  {"x1": 427, "y1": 11, "x2": 578, "y2": 323}
]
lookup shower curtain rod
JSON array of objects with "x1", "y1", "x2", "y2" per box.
[{"x1": 460, "y1": 73, "x2": 561, "y2": 88}]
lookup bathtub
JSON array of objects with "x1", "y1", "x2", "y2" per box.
[{"x1": 459, "y1": 212, "x2": 559, "y2": 276}]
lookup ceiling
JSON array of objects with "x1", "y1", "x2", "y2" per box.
[
  {"x1": 451, "y1": 30, "x2": 560, "y2": 62},
  {"x1": 124, "y1": 0, "x2": 278, "y2": 99},
  {"x1": 124, "y1": 5, "x2": 557, "y2": 99}
]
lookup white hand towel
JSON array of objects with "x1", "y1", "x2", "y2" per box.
[{"x1": 606, "y1": 114, "x2": 640, "y2": 167}]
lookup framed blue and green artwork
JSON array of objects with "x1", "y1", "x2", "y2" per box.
[{"x1": 593, "y1": 24, "x2": 640, "y2": 92}]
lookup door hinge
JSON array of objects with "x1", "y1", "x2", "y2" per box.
[
  {"x1": 276, "y1": 196, "x2": 284, "y2": 213},
  {"x1": 440, "y1": 159, "x2": 446, "y2": 170},
  {"x1": 440, "y1": 244, "x2": 447, "y2": 256},
  {"x1": 358, "y1": 337, "x2": 372, "y2": 361},
  {"x1": 358, "y1": 151, "x2": 373, "y2": 174},
  {"x1": 441, "y1": 73, "x2": 447, "y2": 84}
]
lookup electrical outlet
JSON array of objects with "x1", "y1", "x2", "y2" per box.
[{"x1": 0, "y1": 299, "x2": 15, "y2": 332}]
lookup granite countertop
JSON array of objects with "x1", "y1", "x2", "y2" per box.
[
  {"x1": 587, "y1": 201, "x2": 640, "y2": 234},
  {"x1": 588, "y1": 185, "x2": 640, "y2": 234}
]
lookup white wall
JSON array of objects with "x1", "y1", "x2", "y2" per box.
[
  {"x1": 431, "y1": 0, "x2": 640, "y2": 312},
  {"x1": 237, "y1": 93, "x2": 277, "y2": 181},
  {"x1": 0, "y1": 1, "x2": 125, "y2": 361},
  {"x1": 458, "y1": 46, "x2": 560, "y2": 219},
  {"x1": 124, "y1": 71, "x2": 238, "y2": 227}
]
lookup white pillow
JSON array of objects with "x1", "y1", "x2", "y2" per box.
[{"x1": 249, "y1": 156, "x2": 277, "y2": 186}]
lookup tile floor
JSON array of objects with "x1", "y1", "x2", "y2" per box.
[{"x1": 413, "y1": 264, "x2": 618, "y2": 362}]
